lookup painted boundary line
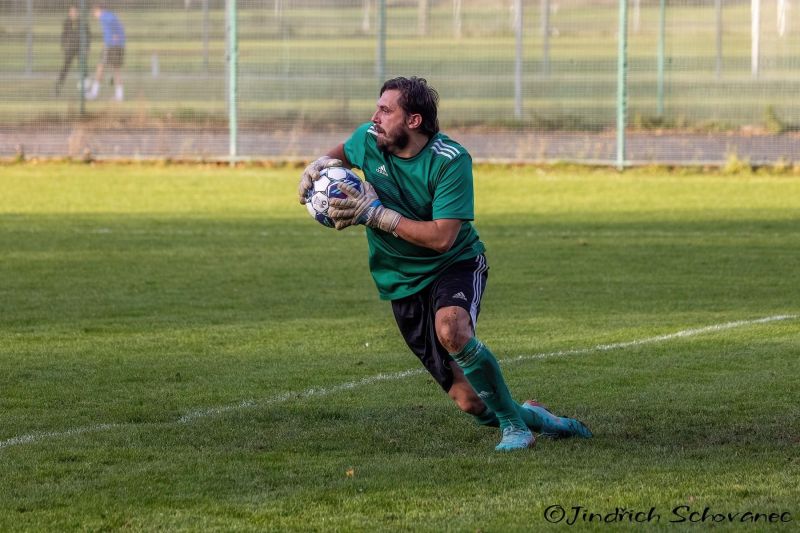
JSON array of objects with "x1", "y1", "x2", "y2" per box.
[{"x1": 1, "y1": 314, "x2": 796, "y2": 451}]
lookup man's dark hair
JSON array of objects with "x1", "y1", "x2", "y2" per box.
[{"x1": 380, "y1": 76, "x2": 439, "y2": 137}]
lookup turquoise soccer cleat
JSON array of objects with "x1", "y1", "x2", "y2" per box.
[
  {"x1": 522, "y1": 400, "x2": 593, "y2": 439},
  {"x1": 495, "y1": 426, "x2": 535, "y2": 452}
]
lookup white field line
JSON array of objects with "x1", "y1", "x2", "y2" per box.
[
  {"x1": 503, "y1": 314, "x2": 798, "y2": 364},
  {"x1": 1, "y1": 314, "x2": 796, "y2": 451}
]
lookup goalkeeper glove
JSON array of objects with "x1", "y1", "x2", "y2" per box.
[
  {"x1": 328, "y1": 181, "x2": 401, "y2": 233},
  {"x1": 298, "y1": 156, "x2": 342, "y2": 205}
]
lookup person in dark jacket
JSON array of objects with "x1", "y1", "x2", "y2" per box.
[{"x1": 55, "y1": 5, "x2": 91, "y2": 96}]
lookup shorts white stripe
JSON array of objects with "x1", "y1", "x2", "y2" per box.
[{"x1": 470, "y1": 254, "x2": 488, "y2": 327}]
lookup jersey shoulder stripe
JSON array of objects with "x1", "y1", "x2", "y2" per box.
[{"x1": 430, "y1": 138, "x2": 461, "y2": 160}]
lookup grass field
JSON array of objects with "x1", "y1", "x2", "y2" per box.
[{"x1": 1, "y1": 162, "x2": 798, "y2": 531}]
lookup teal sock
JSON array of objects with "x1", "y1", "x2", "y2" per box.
[
  {"x1": 450, "y1": 337, "x2": 526, "y2": 430},
  {"x1": 478, "y1": 403, "x2": 545, "y2": 431},
  {"x1": 515, "y1": 403, "x2": 544, "y2": 432},
  {"x1": 473, "y1": 406, "x2": 499, "y2": 427}
]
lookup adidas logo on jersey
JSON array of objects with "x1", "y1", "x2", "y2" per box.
[
  {"x1": 375, "y1": 164, "x2": 388, "y2": 176},
  {"x1": 452, "y1": 291, "x2": 468, "y2": 301}
]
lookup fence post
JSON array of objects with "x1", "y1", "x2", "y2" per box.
[
  {"x1": 540, "y1": 0, "x2": 550, "y2": 76},
  {"x1": 377, "y1": 0, "x2": 386, "y2": 85},
  {"x1": 453, "y1": 0, "x2": 462, "y2": 39},
  {"x1": 25, "y1": 0, "x2": 33, "y2": 75},
  {"x1": 616, "y1": 0, "x2": 628, "y2": 170},
  {"x1": 202, "y1": 0, "x2": 210, "y2": 73},
  {"x1": 417, "y1": 0, "x2": 429, "y2": 36},
  {"x1": 657, "y1": 0, "x2": 665, "y2": 117},
  {"x1": 514, "y1": 0, "x2": 523, "y2": 119},
  {"x1": 226, "y1": 0, "x2": 238, "y2": 164},
  {"x1": 751, "y1": 0, "x2": 760, "y2": 78},
  {"x1": 79, "y1": 0, "x2": 88, "y2": 116},
  {"x1": 715, "y1": 0, "x2": 723, "y2": 78}
]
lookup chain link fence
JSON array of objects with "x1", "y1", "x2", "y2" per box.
[{"x1": 2, "y1": 0, "x2": 799, "y2": 164}]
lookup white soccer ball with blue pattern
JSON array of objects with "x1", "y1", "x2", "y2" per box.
[{"x1": 305, "y1": 166, "x2": 364, "y2": 228}]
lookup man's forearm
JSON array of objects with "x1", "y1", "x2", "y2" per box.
[{"x1": 392, "y1": 218, "x2": 461, "y2": 254}]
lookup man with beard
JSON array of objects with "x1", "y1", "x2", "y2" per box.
[{"x1": 297, "y1": 76, "x2": 592, "y2": 451}]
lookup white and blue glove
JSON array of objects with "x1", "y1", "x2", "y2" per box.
[{"x1": 328, "y1": 180, "x2": 401, "y2": 233}]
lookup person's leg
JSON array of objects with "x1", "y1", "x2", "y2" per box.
[
  {"x1": 522, "y1": 400, "x2": 592, "y2": 439},
  {"x1": 447, "y1": 359, "x2": 591, "y2": 437},
  {"x1": 391, "y1": 289, "x2": 496, "y2": 429},
  {"x1": 446, "y1": 361, "x2": 496, "y2": 425},
  {"x1": 391, "y1": 256, "x2": 581, "y2": 450},
  {"x1": 391, "y1": 288, "x2": 458, "y2": 387},
  {"x1": 446, "y1": 351, "x2": 545, "y2": 430},
  {"x1": 430, "y1": 255, "x2": 534, "y2": 450},
  {"x1": 391, "y1": 294, "x2": 546, "y2": 445},
  {"x1": 55, "y1": 51, "x2": 75, "y2": 93},
  {"x1": 111, "y1": 48, "x2": 124, "y2": 101},
  {"x1": 436, "y1": 306, "x2": 533, "y2": 450},
  {"x1": 113, "y1": 67, "x2": 123, "y2": 100},
  {"x1": 87, "y1": 49, "x2": 105, "y2": 99},
  {"x1": 436, "y1": 256, "x2": 591, "y2": 442}
]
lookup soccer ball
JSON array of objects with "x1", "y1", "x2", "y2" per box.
[{"x1": 305, "y1": 166, "x2": 364, "y2": 228}]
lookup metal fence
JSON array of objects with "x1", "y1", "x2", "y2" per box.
[{"x1": 2, "y1": 0, "x2": 799, "y2": 164}]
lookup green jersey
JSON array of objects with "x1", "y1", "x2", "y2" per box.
[{"x1": 343, "y1": 122, "x2": 486, "y2": 300}]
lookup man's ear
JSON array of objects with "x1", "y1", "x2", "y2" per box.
[{"x1": 406, "y1": 113, "x2": 422, "y2": 130}]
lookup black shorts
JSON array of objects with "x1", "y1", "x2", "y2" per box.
[
  {"x1": 103, "y1": 46, "x2": 124, "y2": 69},
  {"x1": 391, "y1": 254, "x2": 488, "y2": 392}
]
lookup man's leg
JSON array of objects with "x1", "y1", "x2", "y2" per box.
[
  {"x1": 113, "y1": 67, "x2": 124, "y2": 101},
  {"x1": 447, "y1": 362, "x2": 590, "y2": 437},
  {"x1": 437, "y1": 306, "x2": 533, "y2": 451},
  {"x1": 390, "y1": 258, "x2": 564, "y2": 450},
  {"x1": 522, "y1": 400, "x2": 592, "y2": 439},
  {"x1": 55, "y1": 52, "x2": 75, "y2": 94},
  {"x1": 446, "y1": 362, "x2": 498, "y2": 426},
  {"x1": 111, "y1": 48, "x2": 124, "y2": 101},
  {"x1": 87, "y1": 51, "x2": 105, "y2": 99},
  {"x1": 390, "y1": 288, "x2": 508, "y2": 435}
]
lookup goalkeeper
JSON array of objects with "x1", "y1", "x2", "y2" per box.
[{"x1": 298, "y1": 76, "x2": 591, "y2": 451}]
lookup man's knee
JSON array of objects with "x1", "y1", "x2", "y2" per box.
[{"x1": 435, "y1": 306, "x2": 472, "y2": 353}]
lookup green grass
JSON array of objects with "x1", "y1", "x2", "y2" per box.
[{"x1": 0, "y1": 162, "x2": 798, "y2": 531}]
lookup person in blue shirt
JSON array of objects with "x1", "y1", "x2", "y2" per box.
[{"x1": 86, "y1": 5, "x2": 126, "y2": 101}]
